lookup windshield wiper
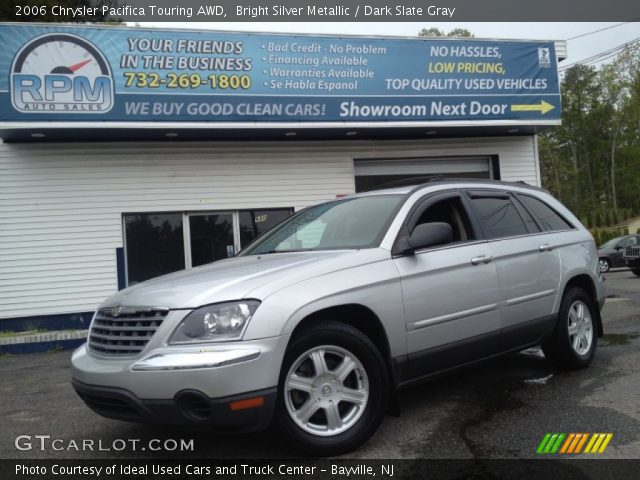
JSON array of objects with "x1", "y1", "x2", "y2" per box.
[{"x1": 263, "y1": 249, "x2": 313, "y2": 254}]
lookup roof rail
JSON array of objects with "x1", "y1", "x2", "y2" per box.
[
  {"x1": 359, "y1": 177, "x2": 547, "y2": 195},
  {"x1": 406, "y1": 178, "x2": 547, "y2": 195}
]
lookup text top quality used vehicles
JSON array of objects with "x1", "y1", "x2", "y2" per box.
[{"x1": 72, "y1": 179, "x2": 605, "y2": 456}]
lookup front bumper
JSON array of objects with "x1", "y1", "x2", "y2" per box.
[
  {"x1": 72, "y1": 379, "x2": 276, "y2": 432},
  {"x1": 624, "y1": 257, "x2": 640, "y2": 268},
  {"x1": 71, "y1": 334, "x2": 289, "y2": 430},
  {"x1": 72, "y1": 335, "x2": 288, "y2": 398}
]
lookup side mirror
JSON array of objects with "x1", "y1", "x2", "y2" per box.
[{"x1": 406, "y1": 222, "x2": 453, "y2": 253}]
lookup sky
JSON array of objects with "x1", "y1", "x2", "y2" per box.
[{"x1": 139, "y1": 22, "x2": 640, "y2": 69}]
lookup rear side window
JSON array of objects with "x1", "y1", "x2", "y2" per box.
[
  {"x1": 513, "y1": 201, "x2": 540, "y2": 233},
  {"x1": 517, "y1": 194, "x2": 573, "y2": 231},
  {"x1": 468, "y1": 195, "x2": 528, "y2": 239}
]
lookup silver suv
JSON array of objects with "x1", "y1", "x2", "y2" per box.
[{"x1": 72, "y1": 180, "x2": 605, "y2": 455}]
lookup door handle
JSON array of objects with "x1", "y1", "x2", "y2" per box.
[
  {"x1": 539, "y1": 243, "x2": 553, "y2": 252},
  {"x1": 471, "y1": 255, "x2": 493, "y2": 265}
]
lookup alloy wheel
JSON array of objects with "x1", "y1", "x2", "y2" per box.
[
  {"x1": 284, "y1": 345, "x2": 369, "y2": 437},
  {"x1": 567, "y1": 300, "x2": 593, "y2": 356}
]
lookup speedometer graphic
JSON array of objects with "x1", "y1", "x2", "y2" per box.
[{"x1": 11, "y1": 33, "x2": 114, "y2": 113}]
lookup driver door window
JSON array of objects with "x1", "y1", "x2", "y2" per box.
[{"x1": 413, "y1": 196, "x2": 476, "y2": 246}]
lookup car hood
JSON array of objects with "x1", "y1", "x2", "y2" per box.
[{"x1": 100, "y1": 249, "x2": 388, "y2": 309}]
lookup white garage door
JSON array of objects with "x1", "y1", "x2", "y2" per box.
[{"x1": 354, "y1": 156, "x2": 492, "y2": 192}]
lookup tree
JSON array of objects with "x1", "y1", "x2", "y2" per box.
[
  {"x1": 545, "y1": 64, "x2": 602, "y2": 212},
  {"x1": 614, "y1": 44, "x2": 640, "y2": 215},
  {"x1": 446, "y1": 28, "x2": 474, "y2": 38},
  {"x1": 419, "y1": 27, "x2": 474, "y2": 38},
  {"x1": 599, "y1": 64, "x2": 625, "y2": 211},
  {"x1": 539, "y1": 43, "x2": 640, "y2": 222},
  {"x1": 419, "y1": 27, "x2": 446, "y2": 37}
]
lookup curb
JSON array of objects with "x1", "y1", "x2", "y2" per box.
[
  {"x1": 0, "y1": 338, "x2": 86, "y2": 355},
  {"x1": 0, "y1": 330, "x2": 88, "y2": 355}
]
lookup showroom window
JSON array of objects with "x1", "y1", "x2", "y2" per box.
[
  {"x1": 238, "y1": 209, "x2": 293, "y2": 248},
  {"x1": 124, "y1": 208, "x2": 293, "y2": 285},
  {"x1": 124, "y1": 213, "x2": 186, "y2": 285}
]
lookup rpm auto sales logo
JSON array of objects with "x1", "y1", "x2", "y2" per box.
[{"x1": 10, "y1": 33, "x2": 114, "y2": 113}]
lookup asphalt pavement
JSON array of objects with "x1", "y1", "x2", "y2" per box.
[{"x1": 1, "y1": 270, "x2": 639, "y2": 459}]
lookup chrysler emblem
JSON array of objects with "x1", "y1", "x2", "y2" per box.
[{"x1": 111, "y1": 306, "x2": 122, "y2": 317}]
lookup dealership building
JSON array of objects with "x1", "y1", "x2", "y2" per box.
[{"x1": 0, "y1": 23, "x2": 565, "y2": 329}]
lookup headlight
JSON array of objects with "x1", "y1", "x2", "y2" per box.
[{"x1": 169, "y1": 300, "x2": 260, "y2": 344}]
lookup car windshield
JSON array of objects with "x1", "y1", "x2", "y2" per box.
[
  {"x1": 240, "y1": 195, "x2": 404, "y2": 255},
  {"x1": 599, "y1": 238, "x2": 620, "y2": 249}
]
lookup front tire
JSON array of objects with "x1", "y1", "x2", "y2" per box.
[
  {"x1": 542, "y1": 287, "x2": 597, "y2": 369},
  {"x1": 598, "y1": 258, "x2": 610, "y2": 273},
  {"x1": 275, "y1": 321, "x2": 389, "y2": 456}
]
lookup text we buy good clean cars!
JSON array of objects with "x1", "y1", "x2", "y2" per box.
[{"x1": 71, "y1": 179, "x2": 605, "y2": 456}]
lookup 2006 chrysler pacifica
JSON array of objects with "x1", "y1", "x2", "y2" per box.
[{"x1": 72, "y1": 180, "x2": 605, "y2": 455}]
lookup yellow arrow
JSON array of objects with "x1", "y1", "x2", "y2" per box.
[{"x1": 511, "y1": 100, "x2": 555, "y2": 115}]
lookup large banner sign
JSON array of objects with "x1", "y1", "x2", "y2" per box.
[{"x1": 0, "y1": 24, "x2": 561, "y2": 125}]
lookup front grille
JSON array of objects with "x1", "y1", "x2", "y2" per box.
[
  {"x1": 88, "y1": 307, "x2": 168, "y2": 355},
  {"x1": 625, "y1": 246, "x2": 640, "y2": 258}
]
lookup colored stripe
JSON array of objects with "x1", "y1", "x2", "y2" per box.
[
  {"x1": 537, "y1": 433, "x2": 552, "y2": 454},
  {"x1": 560, "y1": 433, "x2": 575, "y2": 453},
  {"x1": 538, "y1": 432, "x2": 614, "y2": 455},
  {"x1": 584, "y1": 433, "x2": 599, "y2": 453},
  {"x1": 574, "y1": 433, "x2": 589, "y2": 453},
  {"x1": 590, "y1": 434, "x2": 606, "y2": 453},
  {"x1": 551, "y1": 433, "x2": 566, "y2": 453},
  {"x1": 598, "y1": 434, "x2": 613, "y2": 453},
  {"x1": 567, "y1": 434, "x2": 582, "y2": 453},
  {"x1": 544, "y1": 434, "x2": 559, "y2": 453}
]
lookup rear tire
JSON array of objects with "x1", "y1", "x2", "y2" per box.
[
  {"x1": 542, "y1": 287, "x2": 597, "y2": 369},
  {"x1": 275, "y1": 321, "x2": 389, "y2": 456},
  {"x1": 632, "y1": 269, "x2": 640, "y2": 278}
]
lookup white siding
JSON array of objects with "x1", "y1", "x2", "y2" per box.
[
  {"x1": 0, "y1": 136, "x2": 537, "y2": 320},
  {"x1": 555, "y1": 41, "x2": 568, "y2": 61}
]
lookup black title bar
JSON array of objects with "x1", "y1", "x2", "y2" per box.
[
  {"x1": 4, "y1": 459, "x2": 640, "y2": 480},
  {"x1": 7, "y1": 0, "x2": 640, "y2": 22}
]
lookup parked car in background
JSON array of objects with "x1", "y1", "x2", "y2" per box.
[
  {"x1": 623, "y1": 244, "x2": 640, "y2": 277},
  {"x1": 598, "y1": 235, "x2": 640, "y2": 272},
  {"x1": 71, "y1": 180, "x2": 605, "y2": 455}
]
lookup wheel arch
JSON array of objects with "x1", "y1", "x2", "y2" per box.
[
  {"x1": 561, "y1": 274, "x2": 603, "y2": 337},
  {"x1": 288, "y1": 303, "x2": 400, "y2": 414}
]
